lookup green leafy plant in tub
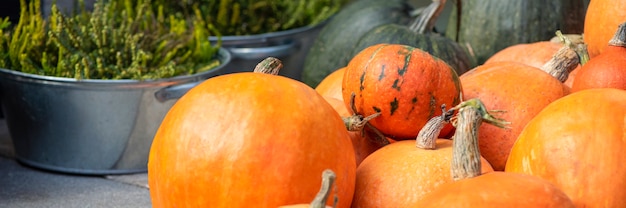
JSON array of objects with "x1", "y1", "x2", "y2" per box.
[{"x1": 0, "y1": 0, "x2": 221, "y2": 80}]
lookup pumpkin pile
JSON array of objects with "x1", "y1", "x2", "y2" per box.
[{"x1": 148, "y1": 1, "x2": 626, "y2": 207}]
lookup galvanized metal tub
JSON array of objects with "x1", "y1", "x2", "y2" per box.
[
  {"x1": 0, "y1": 48, "x2": 231, "y2": 175},
  {"x1": 210, "y1": 22, "x2": 325, "y2": 81}
]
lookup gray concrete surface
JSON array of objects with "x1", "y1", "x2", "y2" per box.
[{"x1": 0, "y1": 119, "x2": 152, "y2": 208}]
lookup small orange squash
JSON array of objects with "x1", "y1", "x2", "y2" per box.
[
  {"x1": 342, "y1": 43, "x2": 461, "y2": 140},
  {"x1": 572, "y1": 22, "x2": 626, "y2": 91},
  {"x1": 148, "y1": 58, "x2": 356, "y2": 208},
  {"x1": 506, "y1": 88, "x2": 626, "y2": 207}
]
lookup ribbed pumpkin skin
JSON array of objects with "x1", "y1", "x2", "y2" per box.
[
  {"x1": 412, "y1": 172, "x2": 575, "y2": 207},
  {"x1": 302, "y1": 0, "x2": 412, "y2": 87},
  {"x1": 571, "y1": 44, "x2": 626, "y2": 91},
  {"x1": 446, "y1": 0, "x2": 585, "y2": 64},
  {"x1": 584, "y1": 0, "x2": 626, "y2": 57},
  {"x1": 460, "y1": 62, "x2": 570, "y2": 171},
  {"x1": 315, "y1": 67, "x2": 346, "y2": 101},
  {"x1": 342, "y1": 44, "x2": 462, "y2": 140},
  {"x1": 505, "y1": 88, "x2": 626, "y2": 207},
  {"x1": 353, "y1": 24, "x2": 473, "y2": 76},
  {"x1": 352, "y1": 140, "x2": 493, "y2": 208},
  {"x1": 148, "y1": 73, "x2": 356, "y2": 208}
]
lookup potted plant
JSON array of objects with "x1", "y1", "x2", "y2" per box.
[
  {"x1": 0, "y1": 0, "x2": 231, "y2": 175},
  {"x1": 158, "y1": 0, "x2": 351, "y2": 80}
]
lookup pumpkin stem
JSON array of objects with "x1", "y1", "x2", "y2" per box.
[
  {"x1": 408, "y1": 0, "x2": 446, "y2": 34},
  {"x1": 343, "y1": 92, "x2": 390, "y2": 146},
  {"x1": 576, "y1": 43, "x2": 590, "y2": 66},
  {"x1": 310, "y1": 169, "x2": 337, "y2": 208},
  {"x1": 253, "y1": 57, "x2": 282, "y2": 75},
  {"x1": 608, "y1": 22, "x2": 626, "y2": 48},
  {"x1": 449, "y1": 99, "x2": 510, "y2": 129},
  {"x1": 539, "y1": 31, "x2": 580, "y2": 83},
  {"x1": 416, "y1": 104, "x2": 454, "y2": 149},
  {"x1": 450, "y1": 98, "x2": 509, "y2": 181},
  {"x1": 552, "y1": 31, "x2": 589, "y2": 66}
]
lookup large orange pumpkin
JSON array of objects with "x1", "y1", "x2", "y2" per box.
[
  {"x1": 342, "y1": 43, "x2": 461, "y2": 140},
  {"x1": 584, "y1": 0, "x2": 626, "y2": 57},
  {"x1": 148, "y1": 59, "x2": 357, "y2": 207},
  {"x1": 506, "y1": 88, "x2": 626, "y2": 207},
  {"x1": 458, "y1": 47, "x2": 577, "y2": 171},
  {"x1": 572, "y1": 22, "x2": 626, "y2": 91}
]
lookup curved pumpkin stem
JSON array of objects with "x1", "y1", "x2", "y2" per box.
[
  {"x1": 409, "y1": 0, "x2": 447, "y2": 34},
  {"x1": 310, "y1": 169, "x2": 337, "y2": 208},
  {"x1": 343, "y1": 92, "x2": 389, "y2": 145},
  {"x1": 450, "y1": 98, "x2": 509, "y2": 181},
  {"x1": 539, "y1": 31, "x2": 582, "y2": 82},
  {"x1": 253, "y1": 57, "x2": 282, "y2": 75},
  {"x1": 416, "y1": 104, "x2": 454, "y2": 149}
]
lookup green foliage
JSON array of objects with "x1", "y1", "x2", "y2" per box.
[
  {"x1": 153, "y1": 0, "x2": 350, "y2": 36},
  {"x1": 0, "y1": 0, "x2": 221, "y2": 80}
]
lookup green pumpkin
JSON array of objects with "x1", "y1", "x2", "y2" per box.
[
  {"x1": 301, "y1": 0, "x2": 413, "y2": 87},
  {"x1": 446, "y1": 0, "x2": 586, "y2": 65},
  {"x1": 352, "y1": 0, "x2": 474, "y2": 76}
]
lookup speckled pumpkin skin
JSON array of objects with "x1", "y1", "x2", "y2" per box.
[{"x1": 342, "y1": 44, "x2": 461, "y2": 140}]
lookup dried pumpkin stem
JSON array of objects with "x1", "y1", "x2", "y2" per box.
[
  {"x1": 416, "y1": 104, "x2": 453, "y2": 149},
  {"x1": 539, "y1": 31, "x2": 581, "y2": 82},
  {"x1": 343, "y1": 92, "x2": 389, "y2": 146},
  {"x1": 253, "y1": 57, "x2": 282, "y2": 75},
  {"x1": 409, "y1": 0, "x2": 447, "y2": 33},
  {"x1": 450, "y1": 98, "x2": 510, "y2": 181},
  {"x1": 310, "y1": 169, "x2": 337, "y2": 208},
  {"x1": 608, "y1": 22, "x2": 626, "y2": 47}
]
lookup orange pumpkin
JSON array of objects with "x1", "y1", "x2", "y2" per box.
[
  {"x1": 584, "y1": 0, "x2": 626, "y2": 57},
  {"x1": 458, "y1": 46, "x2": 577, "y2": 171},
  {"x1": 484, "y1": 35, "x2": 584, "y2": 88},
  {"x1": 572, "y1": 22, "x2": 626, "y2": 91},
  {"x1": 506, "y1": 88, "x2": 626, "y2": 207},
  {"x1": 315, "y1": 67, "x2": 346, "y2": 101},
  {"x1": 485, "y1": 41, "x2": 563, "y2": 68},
  {"x1": 148, "y1": 59, "x2": 356, "y2": 207},
  {"x1": 342, "y1": 44, "x2": 461, "y2": 140},
  {"x1": 351, "y1": 139, "x2": 493, "y2": 208},
  {"x1": 414, "y1": 172, "x2": 575, "y2": 207},
  {"x1": 323, "y1": 96, "x2": 386, "y2": 166}
]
